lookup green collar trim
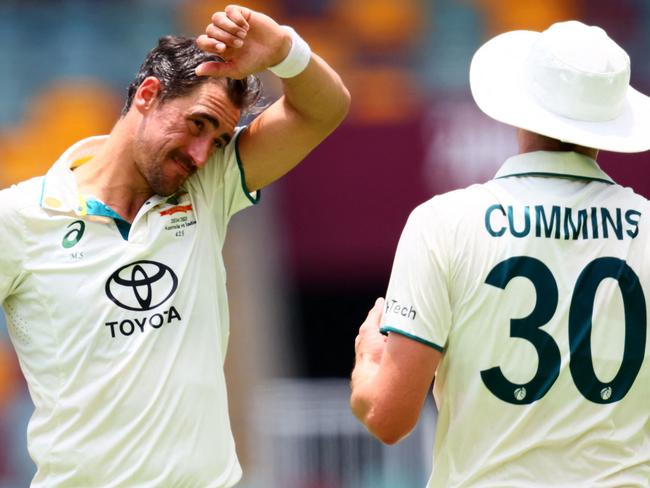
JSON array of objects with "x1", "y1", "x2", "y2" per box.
[
  {"x1": 86, "y1": 199, "x2": 127, "y2": 221},
  {"x1": 86, "y1": 198, "x2": 131, "y2": 240},
  {"x1": 496, "y1": 172, "x2": 614, "y2": 185},
  {"x1": 494, "y1": 151, "x2": 615, "y2": 184}
]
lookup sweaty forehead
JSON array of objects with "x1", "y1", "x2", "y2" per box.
[{"x1": 188, "y1": 81, "x2": 241, "y2": 129}]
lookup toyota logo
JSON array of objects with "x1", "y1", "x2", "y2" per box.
[{"x1": 106, "y1": 260, "x2": 178, "y2": 311}]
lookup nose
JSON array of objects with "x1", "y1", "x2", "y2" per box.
[{"x1": 186, "y1": 137, "x2": 213, "y2": 168}]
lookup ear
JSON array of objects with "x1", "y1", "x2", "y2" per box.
[{"x1": 133, "y1": 77, "x2": 162, "y2": 113}]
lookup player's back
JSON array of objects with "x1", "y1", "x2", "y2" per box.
[{"x1": 420, "y1": 152, "x2": 650, "y2": 487}]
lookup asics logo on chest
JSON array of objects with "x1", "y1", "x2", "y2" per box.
[{"x1": 62, "y1": 220, "x2": 86, "y2": 248}]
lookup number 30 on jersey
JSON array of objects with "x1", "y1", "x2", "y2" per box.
[{"x1": 482, "y1": 256, "x2": 646, "y2": 405}]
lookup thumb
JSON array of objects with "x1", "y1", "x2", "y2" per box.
[
  {"x1": 195, "y1": 61, "x2": 237, "y2": 78},
  {"x1": 366, "y1": 297, "x2": 385, "y2": 325}
]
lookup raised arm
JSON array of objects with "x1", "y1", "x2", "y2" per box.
[
  {"x1": 196, "y1": 5, "x2": 351, "y2": 191},
  {"x1": 350, "y1": 298, "x2": 442, "y2": 444}
]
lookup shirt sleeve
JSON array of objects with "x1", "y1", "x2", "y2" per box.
[
  {"x1": 188, "y1": 126, "x2": 260, "y2": 225},
  {"x1": 0, "y1": 187, "x2": 25, "y2": 303},
  {"x1": 380, "y1": 203, "x2": 452, "y2": 352},
  {"x1": 219, "y1": 126, "x2": 260, "y2": 220}
]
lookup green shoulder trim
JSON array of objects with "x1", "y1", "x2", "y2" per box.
[
  {"x1": 234, "y1": 127, "x2": 261, "y2": 206},
  {"x1": 496, "y1": 172, "x2": 614, "y2": 185},
  {"x1": 380, "y1": 326, "x2": 445, "y2": 352}
]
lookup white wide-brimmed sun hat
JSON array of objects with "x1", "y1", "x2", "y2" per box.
[{"x1": 470, "y1": 20, "x2": 650, "y2": 153}]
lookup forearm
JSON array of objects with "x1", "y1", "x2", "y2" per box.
[
  {"x1": 279, "y1": 52, "x2": 350, "y2": 132},
  {"x1": 239, "y1": 51, "x2": 350, "y2": 190},
  {"x1": 350, "y1": 356, "x2": 409, "y2": 445},
  {"x1": 350, "y1": 357, "x2": 381, "y2": 426},
  {"x1": 351, "y1": 324, "x2": 441, "y2": 445}
]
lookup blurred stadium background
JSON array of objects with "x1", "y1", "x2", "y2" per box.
[{"x1": 1, "y1": 0, "x2": 649, "y2": 486}]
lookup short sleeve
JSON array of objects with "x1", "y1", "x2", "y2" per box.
[
  {"x1": 187, "y1": 126, "x2": 260, "y2": 225},
  {"x1": 0, "y1": 187, "x2": 25, "y2": 303},
  {"x1": 380, "y1": 204, "x2": 452, "y2": 352},
  {"x1": 219, "y1": 126, "x2": 260, "y2": 220}
]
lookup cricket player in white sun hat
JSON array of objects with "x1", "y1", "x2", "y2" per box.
[{"x1": 351, "y1": 20, "x2": 650, "y2": 487}]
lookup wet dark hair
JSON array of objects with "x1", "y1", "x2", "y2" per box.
[{"x1": 121, "y1": 35, "x2": 262, "y2": 117}]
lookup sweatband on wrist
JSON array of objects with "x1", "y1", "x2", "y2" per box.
[{"x1": 268, "y1": 26, "x2": 311, "y2": 78}]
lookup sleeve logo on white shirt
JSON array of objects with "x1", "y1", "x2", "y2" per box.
[{"x1": 385, "y1": 299, "x2": 417, "y2": 321}]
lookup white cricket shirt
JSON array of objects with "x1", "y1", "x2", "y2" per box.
[
  {"x1": 382, "y1": 151, "x2": 650, "y2": 487},
  {"x1": 0, "y1": 129, "x2": 258, "y2": 487}
]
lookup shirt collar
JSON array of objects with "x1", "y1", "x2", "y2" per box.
[
  {"x1": 40, "y1": 136, "x2": 166, "y2": 215},
  {"x1": 41, "y1": 136, "x2": 109, "y2": 215},
  {"x1": 494, "y1": 151, "x2": 615, "y2": 185}
]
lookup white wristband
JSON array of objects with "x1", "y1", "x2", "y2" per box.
[{"x1": 268, "y1": 26, "x2": 311, "y2": 78}]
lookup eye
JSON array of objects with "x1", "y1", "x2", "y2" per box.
[
  {"x1": 191, "y1": 119, "x2": 204, "y2": 132},
  {"x1": 213, "y1": 138, "x2": 225, "y2": 150}
]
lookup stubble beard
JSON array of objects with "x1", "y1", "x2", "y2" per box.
[
  {"x1": 134, "y1": 137, "x2": 183, "y2": 197},
  {"x1": 145, "y1": 160, "x2": 178, "y2": 197}
]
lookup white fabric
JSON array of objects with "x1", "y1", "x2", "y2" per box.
[
  {"x1": 0, "y1": 130, "x2": 257, "y2": 487},
  {"x1": 382, "y1": 151, "x2": 650, "y2": 487},
  {"x1": 525, "y1": 22, "x2": 630, "y2": 122},
  {"x1": 470, "y1": 20, "x2": 650, "y2": 152}
]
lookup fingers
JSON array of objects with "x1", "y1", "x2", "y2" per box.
[
  {"x1": 196, "y1": 34, "x2": 219, "y2": 54},
  {"x1": 224, "y1": 4, "x2": 252, "y2": 27},
  {"x1": 206, "y1": 23, "x2": 244, "y2": 51},
  {"x1": 205, "y1": 6, "x2": 250, "y2": 53}
]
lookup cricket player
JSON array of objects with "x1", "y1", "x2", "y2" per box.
[
  {"x1": 0, "y1": 5, "x2": 349, "y2": 487},
  {"x1": 350, "y1": 20, "x2": 650, "y2": 487}
]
